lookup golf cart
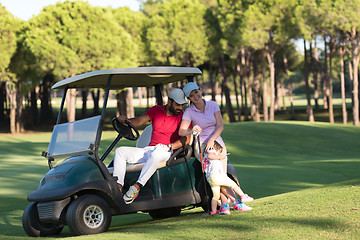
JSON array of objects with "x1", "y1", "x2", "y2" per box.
[{"x1": 22, "y1": 67, "x2": 241, "y2": 237}]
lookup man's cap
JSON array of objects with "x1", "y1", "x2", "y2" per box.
[
  {"x1": 168, "y1": 88, "x2": 187, "y2": 104},
  {"x1": 183, "y1": 82, "x2": 199, "y2": 97}
]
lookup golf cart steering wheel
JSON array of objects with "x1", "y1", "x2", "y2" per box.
[{"x1": 112, "y1": 117, "x2": 140, "y2": 141}]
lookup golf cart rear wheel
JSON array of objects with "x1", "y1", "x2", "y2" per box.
[
  {"x1": 22, "y1": 202, "x2": 64, "y2": 237},
  {"x1": 148, "y1": 207, "x2": 181, "y2": 219},
  {"x1": 66, "y1": 194, "x2": 111, "y2": 236}
]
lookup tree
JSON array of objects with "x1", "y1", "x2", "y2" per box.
[
  {"x1": 204, "y1": 6, "x2": 222, "y2": 101},
  {"x1": 294, "y1": 0, "x2": 320, "y2": 122},
  {"x1": 334, "y1": 0, "x2": 360, "y2": 126},
  {"x1": 0, "y1": 4, "x2": 22, "y2": 133},
  {"x1": 202, "y1": 1, "x2": 238, "y2": 122},
  {"x1": 144, "y1": 0, "x2": 208, "y2": 67},
  {"x1": 303, "y1": 39, "x2": 315, "y2": 122},
  {"x1": 242, "y1": 0, "x2": 298, "y2": 121},
  {"x1": 274, "y1": 43, "x2": 301, "y2": 117},
  {"x1": 215, "y1": 0, "x2": 246, "y2": 122},
  {"x1": 318, "y1": 1, "x2": 342, "y2": 124},
  {"x1": 339, "y1": 41, "x2": 348, "y2": 124},
  {"x1": 113, "y1": 6, "x2": 147, "y2": 65},
  {"x1": 21, "y1": 1, "x2": 138, "y2": 122},
  {"x1": 112, "y1": 7, "x2": 147, "y2": 118}
]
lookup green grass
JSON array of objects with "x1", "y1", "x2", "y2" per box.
[{"x1": 0, "y1": 122, "x2": 360, "y2": 239}]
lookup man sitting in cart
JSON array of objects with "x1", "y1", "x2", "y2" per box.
[{"x1": 113, "y1": 88, "x2": 191, "y2": 204}]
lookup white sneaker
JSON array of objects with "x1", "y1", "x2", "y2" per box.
[
  {"x1": 241, "y1": 194, "x2": 254, "y2": 203},
  {"x1": 123, "y1": 185, "x2": 140, "y2": 204},
  {"x1": 234, "y1": 199, "x2": 252, "y2": 211},
  {"x1": 219, "y1": 202, "x2": 231, "y2": 215}
]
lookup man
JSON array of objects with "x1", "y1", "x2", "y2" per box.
[{"x1": 113, "y1": 88, "x2": 190, "y2": 204}]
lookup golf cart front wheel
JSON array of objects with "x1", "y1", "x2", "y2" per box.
[
  {"x1": 66, "y1": 194, "x2": 111, "y2": 236},
  {"x1": 22, "y1": 202, "x2": 64, "y2": 237}
]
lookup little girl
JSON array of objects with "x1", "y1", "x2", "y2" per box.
[{"x1": 203, "y1": 141, "x2": 253, "y2": 215}]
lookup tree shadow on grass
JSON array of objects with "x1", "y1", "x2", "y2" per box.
[
  {"x1": 0, "y1": 197, "x2": 32, "y2": 238},
  {"x1": 106, "y1": 211, "x2": 347, "y2": 239}
]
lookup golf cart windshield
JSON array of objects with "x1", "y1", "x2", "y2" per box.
[{"x1": 46, "y1": 115, "x2": 101, "y2": 162}]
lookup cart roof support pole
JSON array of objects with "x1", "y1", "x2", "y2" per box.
[
  {"x1": 155, "y1": 84, "x2": 163, "y2": 105},
  {"x1": 56, "y1": 87, "x2": 68, "y2": 125}
]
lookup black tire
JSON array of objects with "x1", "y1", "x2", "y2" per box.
[
  {"x1": 22, "y1": 202, "x2": 64, "y2": 237},
  {"x1": 148, "y1": 207, "x2": 181, "y2": 220},
  {"x1": 66, "y1": 194, "x2": 111, "y2": 236}
]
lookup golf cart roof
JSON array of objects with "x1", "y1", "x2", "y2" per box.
[{"x1": 52, "y1": 67, "x2": 202, "y2": 90}]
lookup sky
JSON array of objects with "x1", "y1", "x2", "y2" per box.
[{"x1": 0, "y1": 0, "x2": 141, "y2": 20}]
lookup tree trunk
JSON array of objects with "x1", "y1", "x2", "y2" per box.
[
  {"x1": 312, "y1": 41, "x2": 320, "y2": 109},
  {"x1": 252, "y1": 57, "x2": 261, "y2": 122},
  {"x1": 266, "y1": 50, "x2": 276, "y2": 121},
  {"x1": 351, "y1": 27, "x2": 359, "y2": 126},
  {"x1": 0, "y1": 82, "x2": 5, "y2": 120},
  {"x1": 275, "y1": 67, "x2": 280, "y2": 111},
  {"x1": 142, "y1": 87, "x2": 147, "y2": 107},
  {"x1": 209, "y1": 64, "x2": 216, "y2": 101},
  {"x1": 127, "y1": 88, "x2": 134, "y2": 118},
  {"x1": 40, "y1": 73, "x2": 53, "y2": 121},
  {"x1": 220, "y1": 70, "x2": 224, "y2": 109},
  {"x1": 30, "y1": 87, "x2": 38, "y2": 126},
  {"x1": 339, "y1": 44, "x2": 348, "y2": 125},
  {"x1": 233, "y1": 64, "x2": 241, "y2": 121},
  {"x1": 278, "y1": 67, "x2": 286, "y2": 111},
  {"x1": 116, "y1": 88, "x2": 135, "y2": 118},
  {"x1": 322, "y1": 72, "x2": 328, "y2": 109},
  {"x1": 347, "y1": 52, "x2": 354, "y2": 108},
  {"x1": 262, "y1": 51, "x2": 269, "y2": 122},
  {"x1": 146, "y1": 87, "x2": 150, "y2": 108},
  {"x1": 66, "y1": 88, "x2": 77, "y2": 122},
  {"x1": 91, "y1": 90, "x2": 100, "y2": 115},
  {"x1": 137, "y1": 87, "x2": 143, "y2": 106},
  {"x1": 304, "y1": 39, "x2": 315, "y2": 122},
  {"x1": 116, "y1": 92, "x2": 122, "y2": 116},
  {"x1": 241, "y1": 48, "x2": 249, "y2": 119},
  {"x1": 5, "y1": 82, "x2": 16, "y2": 134},
  {"x1": 283, "y1": 54, "x2": 295, "y2": 119},
  {"x1": 327, "y1": 37, "x2": 335, "y2": 123},
  {"x1": 81, "y1": 89, "x2": 89, "y2": 118},
  {"x1": 323, "y1": 37, "x2": 330, "y2": 110},
  {"x1": 248, "y1": 60, "x2": 255, "y2": 119},
  {"x1": 219, "y1": 52, "x2": 236, "y2": 122},
  {"x1": 248, "y1": 61, "x2": 254, "y2": 120},
  {"x1": 15, "y1": 82, "x2": 23, "y2": 133}
]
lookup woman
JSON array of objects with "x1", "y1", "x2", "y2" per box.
[
  {"x1": 179, "y1": 82, "x2": 226, "y2": 168},
  {"x1": 179, "y1": 82, "x2": 253, "y2": 214}
]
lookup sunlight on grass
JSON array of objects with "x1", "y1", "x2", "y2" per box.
[
  {"x1": 299, "y1": 159, "x2": 360, "y2": 164},
  {"x1": 276, "y1": 180, "x2": 324, "y2": 188}
]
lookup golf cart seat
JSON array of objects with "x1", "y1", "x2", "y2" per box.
[
  {"x1": 136, "y1": 124, "x2": 153, "y2": 148},
  {"x1": 108, "y1": 124, "x2": 193, "y2": 174}
]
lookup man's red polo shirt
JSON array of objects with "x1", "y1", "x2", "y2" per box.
[{"x1": 145, "y1": 105, "x2": 182, "y2": 146}]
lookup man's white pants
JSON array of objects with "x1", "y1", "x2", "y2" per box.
[{"x1": 113, "y1": 146, "x2": 172, "y2": 186}]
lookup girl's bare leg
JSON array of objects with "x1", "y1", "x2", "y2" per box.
[
  {"x1": 211, "y1": 199, "x2": 218, "y2": 213},
  {"x1": 221, "y1": 186, "x2": 237, "y2": 202}
]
